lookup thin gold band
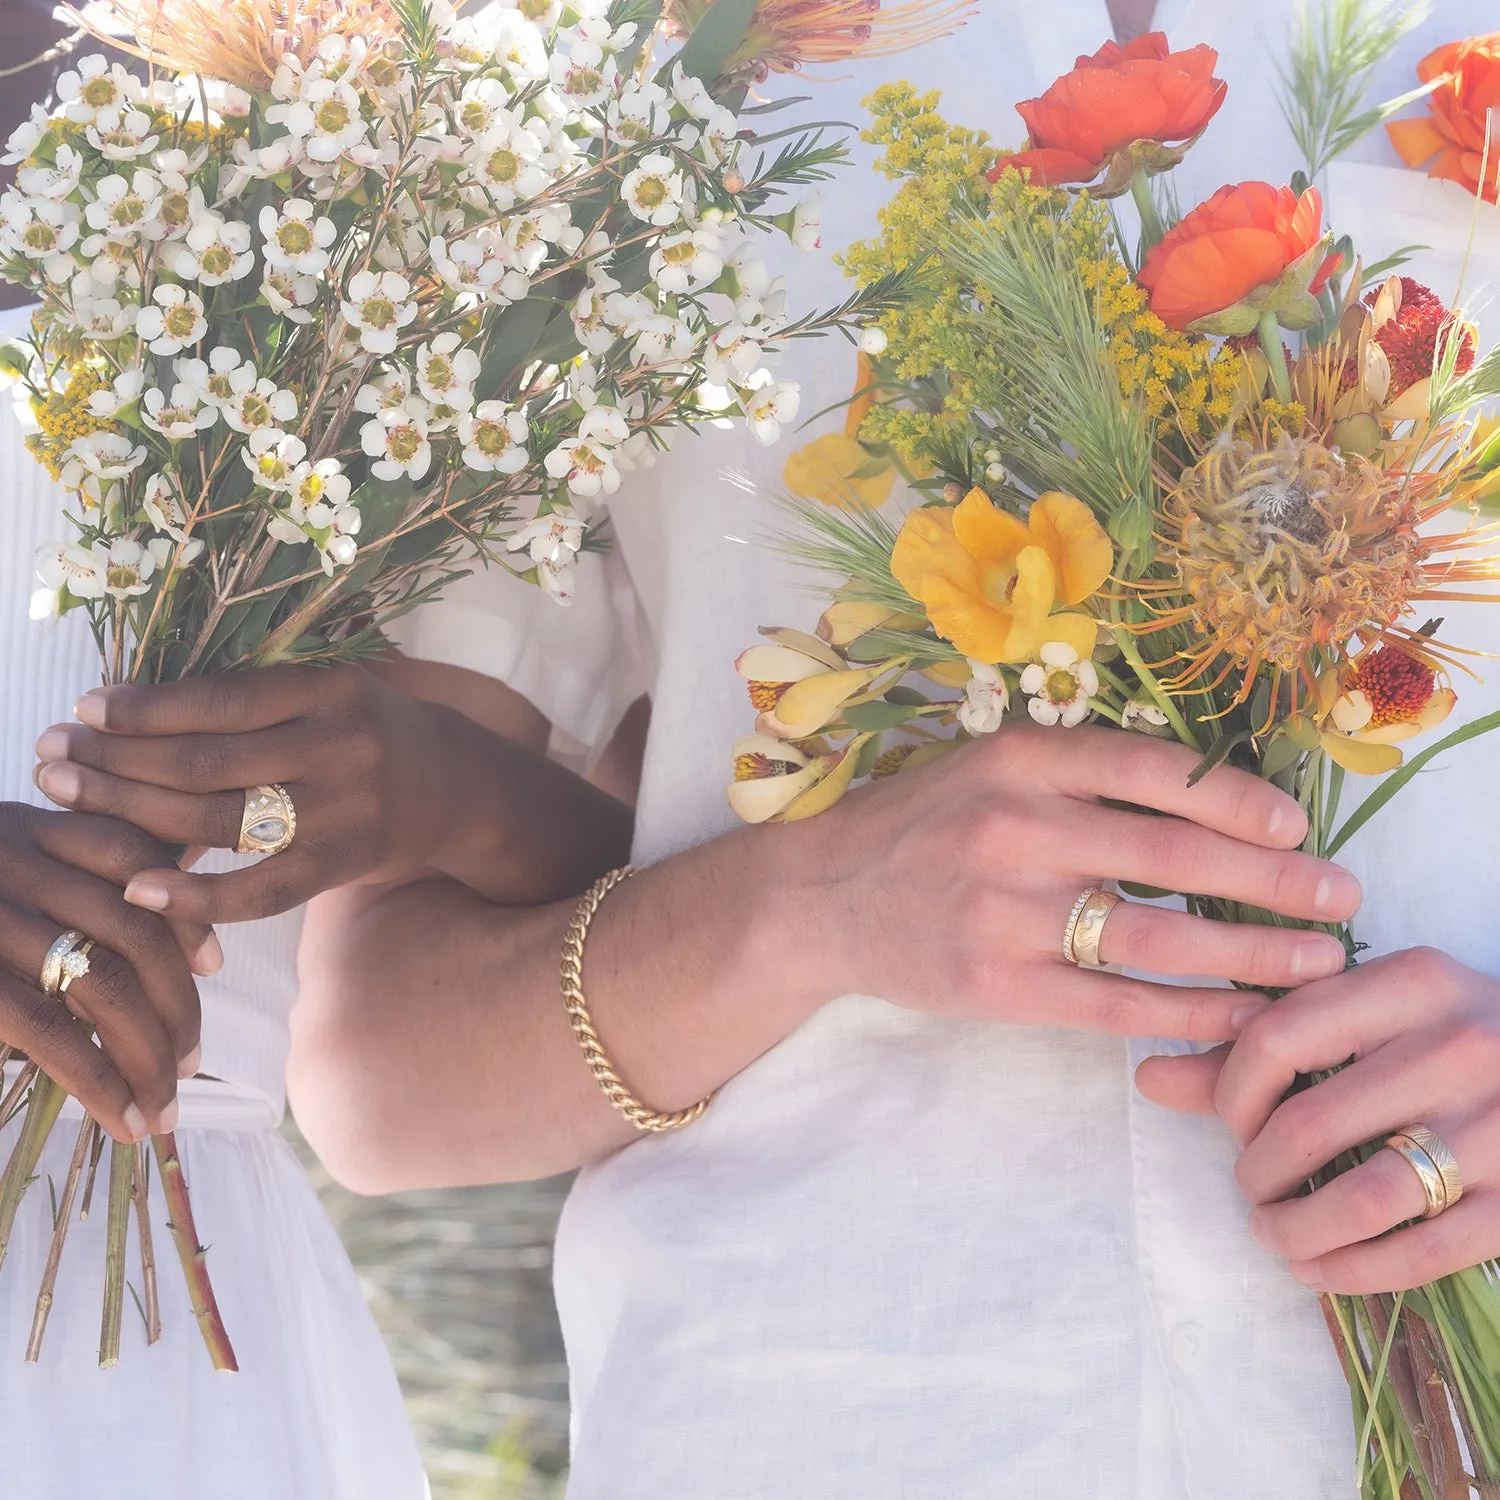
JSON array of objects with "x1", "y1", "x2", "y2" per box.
[
  {"x1": 561, "y1": 867, "x2": 713, "y2": 1134},
  {"x1": 40, "y1": 930, "x2": 86, "y2": 997},
  {"x1": 1386, "y1": 1126, "x2": 1464, "y2": 1218}
]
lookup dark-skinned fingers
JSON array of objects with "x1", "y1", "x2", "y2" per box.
[
  {"x1": 1133, "y1": 1047, "x2": 1229, "y2": 1116},
  {"x1": 9, "y1": 855, "x2": 201, "y2": 1071},
  {"x1": 1248, "y1": 1149, "x2": 1432, "y2": 1265},
  {"x1": 0, "y1": 972, "x2": 147, "y2": 1143},
  {"x1": 1009, "y1": 965, "x2": 1264, "y2": 1044},
  {"x1": 73, "y1": 663, "x2": 334, "y2": 736},
  {"x1": 1019, "y1": 726, "x2": 1311, "y2": 849},
  {"x1": 27, "y1": 810, "x2": 220, "y2": 976},
  {"x1": 36, "y1": 717, "x2": 318, "y2": 795},
  {"x1": 36, "y1": 758, "x2": 245, "y2": 851},
  {"x1": 1212, "y1": 949, "x2": 1479, "y2": 1148},
  {"x1": 1093, "y1": 899, "x2": 1346, "y2": 986},
  {"x1": 124, "y1": 849, "x2": 324, "y2": 923},
  {"x1": 1289, "y1": 1192, "x2": 1500, "y2": 1294}
]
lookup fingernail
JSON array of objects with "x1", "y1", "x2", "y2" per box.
[
  {"x1": 1230, "y1": 1001, "x2": 1267, "y2": 1032},
  {"x1": 1247, "y1": 1209, "x2": 1273, "y2": 1249},
  {"x1": 73, "y1": 690, "x2": 109, "y2": 728},
  {"x1": 1314, "y1": 872, "x2": 1360, "y2": 915},
  {"x1": 1290, "y1": 938, "x2": 1344, "y2": 979},
  {"x1": 124, "y1": 877, "x2": 170, "y2": 911},
  {"x1": 34, "y1": 726, "x2": 72, "y2": 761},
  {"x1": 122, "y1": 1102, "x2": 148, "y2": 1142},
  {"x1": 192, "y1": 932, "x2": 223, "y2": 977},
  {"x1": 179, "y1": 1044, "x2": 202, "y2": 1080},
  {"x1": 35, "y1": 761, "x2": 82, "y2": 807},
  {"x1": 157, "y1": 1097, "x2": 179, "y2": 1134}
]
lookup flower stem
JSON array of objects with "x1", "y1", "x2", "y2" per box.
[
  {"x1": 1257, "y1": 309, "x2": 1293, "y2": 403},
  {"x1": 0, "y1": 1072, "x2": 65, "y2": 1278},
  {"x1": 152, "y1": 1133, "x2": 238, "y2": 1371},
  {"x1": 1109, "y1": 615, "x2": 1202, "y2": 751},
  {"x1": 98, "y1": 1140, "x2": 134, "y2": 1368},
  {"x1": 1129, "y1": 168, "x2": 1167, "y2": 253},
  {"x1": 131, "y1": 1141, "x2": 161, "y2": 1345},
  {"x1": 25, "y1": 1117, "x2": 93, "y2": 1363}
]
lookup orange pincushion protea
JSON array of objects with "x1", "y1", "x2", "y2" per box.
[
  {"x1": 663, "y1": 0, "x2": 973, "y2": 78},
  {"x1": 1138, "y1": 434, "x2": 1500, "y2": 718}
]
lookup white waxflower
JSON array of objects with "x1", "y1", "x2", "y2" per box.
[
  {"x1": 85, "y1": 171, "x2": 163, "y2": 242},
  {"x1": 57, "y1": 56, "x2": 141, "y2": 124},
  {"x1": 174, "y1": 210, "x2": 254, "y2": 285},
  {"x1": 175, "y1": 346, "x2": 250, "y2": 410},
  {"x1": 428, "y1": 232, "x2": 505, "y2": 298},
  {"x1": 136, "y1": 285, "x2": 208, "y2": 355},
  {"x1": 60, "y1": 431, "x2": 148, "y2": 487},
  {"x1": 415, "y1": 333, "x2": 480, "y2": 410},
  {"x1": 859, "y1": 326, "x2": 889, "y2": 356},
  {"x1": 72, "y1": 294, "x2": 135, "y2": 341},
  {"x1": 571, "y1": 281, "x2": 621, "y2": 356},
  {"x1": 222, "y1": 134, "x2": 306, "y2": 198},
  {"x1": 17, "y1": 146, "x2": 84, "y2": 201},
  {"x1": 76, "y1": 475, "x2": 125, "y2": 526},
  {"x1": 670, "y1": 64, "x2": 716, "y2": 121},
  {"x1": 261, "y1": 266, "x2": 320, "y2": 324},
  {"x1": 354, "y1": 367, "x2": 415, "y2": 416},
  {"x1": 3, "y1": 105, "x2": 49, "y2": 165},
  {"x1": 650, "y1": 227, "x2": 724, "y2": 293},
  {"x1": 741, "y1": 376, "x2": 800, "y2": 446},
  {"x1": 454, "y1": 78, "x2": 515, "y2": 140},
  {"x1": 620, "y1": 153, "x2": 684, "y2": 226},
  {"x1": 506, "y1": 508, "x2": 584, "y2": 603},
  {"x1": 732, "y1": 254, "x2": 789, "y2": 329},
  {"x1": 259, "y1": 199, "x2": 337, "y2": 275},
  {"x1": 87, "y1": 368, "x2": 146, "y2": 419},
  {"x1": 86, "y1": 106, "x2": 160, "y2": 162},
  {"x1": 271, "y1": 76, "x2": 367, "y2": 162},
  {"x1": 693, "y1": 106, "x2": 742, "y2": 171},
  {"x1": 242, "y1": 428, "x2": 308, "y2": 491},
  {"x1": 288, "y1": 457, "x2": 351, "y2": 513},
  {"x1": 1121, "y1": 698, "x2": 1172, "y2": 734},
  {"x1": 360, "y1": 401, "x2": 432, "y2": 481},
  {"x1": 2, "y1": 195, "x2": 79, "y2": 265},
  {"x1": 491, "y1": 11, "x2": 550, "y2": 80},
  {"x1": 144, "y1": 172, "x2": 199, "y2": 241},
  {"x1": 499, "y1": 0, "x2": 561, "y2": 26},
  {"x1": 1021, "y1": 642, "x2": 1099, "y2": 728},
  {"x1": 143, "y1": 471, "x2": 196, "y2": 540},
  {"x1": 141, "y1": 382, "x2": 216, "y2": 439},
  {"x1": 703, "y1": 323, "x2": 764, "y2": 385},
  {"x1": 543, "y1": 404, "x2": 627, "y2": 497},
  {"x1": 457, "y1": 401, "x2": 528, "y2": 473},
  {"x1": 462, "y1": 121, "x2": 549, "y2": 209},
  {"x1": 341, "y1": 269, "x2": 416, "y2": 355},
  {"x1": 958, "y1": 661, "x2": 1009, "y2": 737},
  {"x1": 75, "y1": 231, "x2": 141, "y2": 288},
  {"x1": 36, "y1": 539, "x2": 104, "y2": 602},
  {"x1": 222, "y1": 375, "x2": 298, "y2": 435},
  {"x1": 627, "y1": 314, "x2": 695, "y2": 367},
  {"x1": 608, "y1": 79, "x2": 671, "y2": 143},
  {"x1": 791, "y1": 192, "x2": 823, "y2": 252},
  {"x1": 549, "y1": 37, "x2": 618, "y2": 108},
  {"x1": 87, "y1": 538, "x2": 159, "y2": 599}
]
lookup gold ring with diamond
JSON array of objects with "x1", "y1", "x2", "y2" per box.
[
  {"x1": 1063, "y1": 887, "x2": 1122, "y2": 967},
  {"x1": 57, "y1": 940, "x2": 95, "y2": 997},
  {"x1": 1385, "y1": 1126, "x2": 1464, "y2": 1219},
  {"x1": 40, "y1": 930, "x2": 89, "y2": 997},
  {"x1": 237, "y1": 784, "x2": 297, "y2": 856}
]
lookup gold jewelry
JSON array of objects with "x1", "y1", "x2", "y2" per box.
[
  {"x1": 1063, "y1": 887, "x2": 1122, "y2": 967},
  {"x1": 1385, "y1": 1126, "x2": 1464, "y2": 1219},
  {"x1": 561, "y1": 867, "x2": 713, "y2": 1134},
  {"x1": 40, "y1": 930, "x2": 87, "y2": 997},
  {"x1": 237, "y1": 784, "x2": 297, "y2": 856},
  {"x1": 58, "y1": 940, "x2": 95, "y2": 997}
]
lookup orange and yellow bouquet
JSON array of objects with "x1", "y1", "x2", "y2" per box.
[{"x1": 729, "y1": 26, "x2": 1500, "y2": 1499}]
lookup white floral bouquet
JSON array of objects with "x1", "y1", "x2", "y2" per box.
[{"x1": 0, "y1": 0, "x2": 950, "y2": 1366}]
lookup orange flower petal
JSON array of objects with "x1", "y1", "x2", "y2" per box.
[{"x1": 953, "y1": 487, "x2": 1031, "y2": 571}]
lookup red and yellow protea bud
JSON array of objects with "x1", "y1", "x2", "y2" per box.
[
  {"x1": 727, "y1": 732, "x2": 862, "y2": 822},
  {"x1": 664, "y1": 0, "x2": 973, "y2": 78},
  {"x1": 735, "y1": 631, "x2": 880, "y2": 738},
  {"x1": 1315, "y1": 647, "x2": 1457, "y2": 774}
]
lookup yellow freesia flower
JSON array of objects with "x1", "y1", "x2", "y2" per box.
[
  {"x1": 735, "y1": 637, "x2": 880, "y2": 739},
  {"x1": 890, "y1": 488, "x2": 1111, "y2": 664},
  {"x1": 784, "y1": 432, "x2": 898, "y2": 509}
]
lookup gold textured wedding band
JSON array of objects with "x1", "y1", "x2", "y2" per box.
[
  {"x1": 1386, "y1": 1126, "x2": 1464, "y2": 1219},
  {"x1": 237, "y1": 784, "x2": 297, "y2": 856},
  {"x1": 57, "y1": 940, "x2": 95, "y2": 997},
  {"x1": 40, "y1": 929, "x2": 88, "y2": 997},
  {"x1": 1064, "y1": 889, "x2": 1122, "y2": 967}
]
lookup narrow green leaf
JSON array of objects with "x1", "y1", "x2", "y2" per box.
[
  {"x1": 884, "y1": 685, "x2": 932, "y2": 707},
  {"x1": 1328, "y1": 708, "x2": 1500, "y2": 857},
  {"x1": 844, "y1": 701, "x2": 922, "y2": 731},
  {"x1": 853, "y1": 733, "x2": 885, "y2": 779},
  {"x1": 1188, "y1": 729, "x2": 1254, "y2": 787}
]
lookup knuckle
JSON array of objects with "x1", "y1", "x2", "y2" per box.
[
  {"x1": 203, "y1": 674, "x2": 244, "y2": 731},
  {"x1": 1140, "y1": 821, "x2": 1198, "y2": 885},
  {"x1": 1272, "y1": 1088, "x2": 1334, "y2": 1162},
  {"x1": 115, "y1": 902, "x2": 174, "y2": 962},
  {"x1": 82, "y1": 948, "x2": 139, "y2": 1013},
  {"x1": 1353, "y1": 1163, "x2": 1412, "y2": 1229},
  {"x1": 0, "y1": 801, "x2": 36, "y2": 843},
  {"x1": 1120, "y1": 912, "x2": 1176, "y2": 972},
  {"x1": 1395, "y1": 945, "x2": 1458, "y2": 995},
  {"x1": 968, "y1": 805, "x2": 1025, "y2": 863},
  {"x1": 205, "y1": 794, "x2": 246, "y2": 849},
  {"x1": 256, "y1": 872, "x2": 304, "y2": 918},
  {"x1": 176, "y1": 736, "x2": 230, "y2": 791}
]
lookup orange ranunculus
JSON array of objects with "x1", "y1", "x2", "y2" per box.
[
  {"x1": 890, "y1": 488, "x2": 1111, "y2": 665},
  {"x1": 1136, "y1": 182, "x2": 1340, "y2": 335},
  {"x1": 1387, "y1": 32, "x2": 1500, "y2": 206},
  {"x1": 989, "y1": 32, "x2": 1226, "y2": 196}
]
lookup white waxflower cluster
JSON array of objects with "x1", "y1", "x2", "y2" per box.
[{"x1": 3, "y1": 3, "x2": 847, "y2": 620}]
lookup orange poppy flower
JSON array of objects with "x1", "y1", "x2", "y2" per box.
[
  {"x1": 1137, "y1": 182, "x2": 1340, "y2": 334},
  {"x1": 989, "y1": 32, "x2": 1226, "y2": 196},
  {"x1": 1387, "y1": 32, "x2": 1500, "y2": 206}
]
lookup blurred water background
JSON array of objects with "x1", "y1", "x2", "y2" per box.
[{"x1": 290, "y1": 1127, "x2": 572, "y2": 1499}]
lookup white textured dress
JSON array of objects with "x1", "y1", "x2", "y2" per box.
[
  {"x1": 533, "y1": 5, "x2": 1500, "y2": 1498},
  {"x1": 0, "y1": 302, "x2": 431, "y2": 1497}
]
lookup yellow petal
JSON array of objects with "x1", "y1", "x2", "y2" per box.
[
  {"x1": 921, "y1": 659, "x2": 973, "y2": 688},
  {"x1": 732, "y1": 732, "x2": 810, "y2": 767},
  {"x1": 921, "y1": 574, "x2": 1017, "y2": 663},
  {"x1": 891, "y1": 505, "x2": 971, "y2": 602},
  {"x1": 819, "y1": 601, "x2": 904, "y2": 647},
  {"x1": 762, "y1": 666, "x2": 879, "y2": 738},
  {"x1": 1024, "y1": 612, "x2": 1099, "y2": 664},
  {"x1": 1028, "y1": 492, "x2": 1113, "y2": 604},
  {"x1": 846, "y1": 352, "x2": 880, "y2": 436},
  {"x1": 736, "y1": 644, "x2": 829, "y2": 683},
  {"x1": 728, "y1": 763, "x2": 823, "y2": 823},
  {"x1": 1383, "y1": 377, "x2": 1432, "y2": 424},
  {"x1": 1416, "y1": 687, "x2": 1458, "y2": 732},
  {"x1": 953, "y1": 488, "x2": 1029, "y2": 572},
  {"x1": 1003, "y1": 545, "x2": 1059, "y2": 651},
  {"x1": 758, "y1": 627, "x2": 845, "y2": 668},
  {"x1": 777, "y1": 742, "x2": 863, "y2": 822},
  {"x1": 1321, "y1": 732, "x2": 1404, "y2": 775},
  {"x1": 784, "y1": 432, "x2": 896, "y2": 510}
]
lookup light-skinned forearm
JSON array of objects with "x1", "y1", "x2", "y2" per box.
[{"x1": 288, "y1": 819, "x2": 828, "y2": 1193}]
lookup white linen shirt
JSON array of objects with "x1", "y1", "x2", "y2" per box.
[{"x1": 544, "y1": 5, "x2": 1500, "y2": 1497}]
